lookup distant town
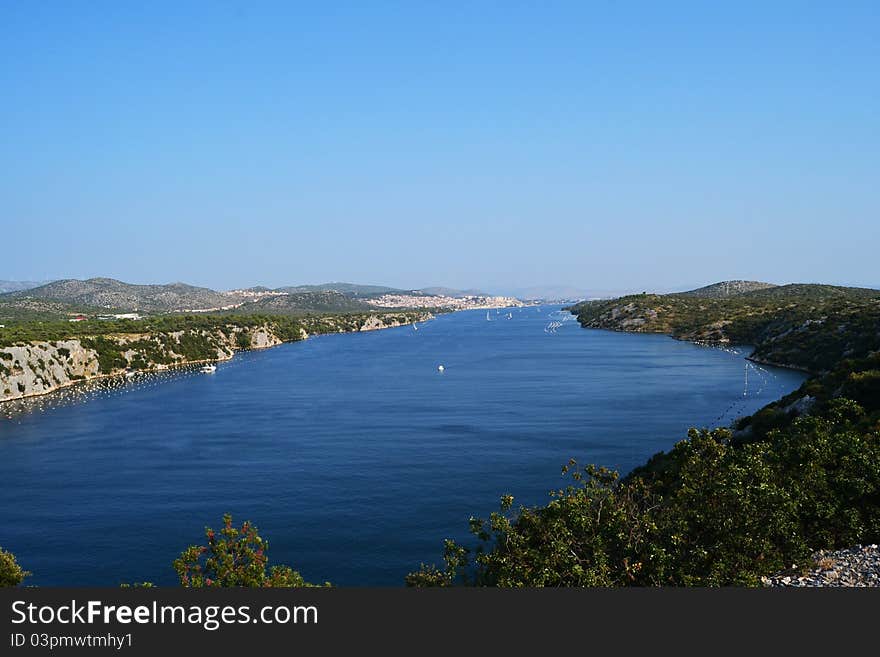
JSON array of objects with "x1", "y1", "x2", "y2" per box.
[{"x1": 364, "y1": 293, "x2": 524, "y2": 310}]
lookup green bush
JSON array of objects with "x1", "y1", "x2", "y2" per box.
[
  {"x1": 235, "y1": 331, "x2": 251, "y2": 350},
  {"x1": 173, "y1": 514, "x2": 328, "y2": 588},
  {"x1": 80, "y1": 336, "x2": 128, "y2": 373},
  {"x1": 0, "y1": 547, "x2": 30, "y2": 587}
]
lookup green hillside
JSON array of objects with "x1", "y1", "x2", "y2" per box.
[
  {"x1": 3, "y1": 278, "x2": 235, "y2": 313},
  {"x1": 225, "y1": 291, "x2": 375, "y2": 315},
  {"x1": 569, "y1": 283, "x2": 880, "y2": 372}
]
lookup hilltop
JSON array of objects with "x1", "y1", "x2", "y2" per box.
[
  {"x1": 3, "y1": 278, "x2": 235, "y2": 313},
  {"x1": 674, "y1": 280, "x2": 777, "y2": 298},
  {"x1": 225, "y1": 291, "x2": 374, "y2": 315}
]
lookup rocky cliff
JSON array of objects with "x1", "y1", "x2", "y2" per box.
[
  {"x1": 0, "y1": 312, "x2": 431, "y2": 403},
  {"x1": 0, "y1": 324, "x2": 290, "y2": 402}
]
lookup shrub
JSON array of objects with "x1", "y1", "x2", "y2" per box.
[
  {"x1": 236, "y1": 331, "x2": 251, "y2": 350},
  {"x1": 173, "y1": 514, "x2": 327, "y2": 587},
  {"x1": 0, "y1": 547, "x2": 30, "y2": 587},
  {"x1": 81, "y1": 336, "x2": 128, "y2": 373}
]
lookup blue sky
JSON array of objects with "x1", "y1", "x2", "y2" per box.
[{"x1": 1, "y1": 2, "x2": 877, "y2": 294}]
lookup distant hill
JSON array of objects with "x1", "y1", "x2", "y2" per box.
[
  {"x1": 274, "y1": 282, "x2": 405, "y2": 297},
  {"x1": 675, "y1": 280, "x2": 777, "y2": 298},
  {"x1": 739, "y1": 283, "x2": 880, "y2": 301},
  {"x1": 226, "y1": 291, "x2": 374, "y2": 315},
  {"x1": 278, "y1": 283, "x2": 495, "y2": 299},
  {"x1": 0, "y1": 280, "x2": 48, "y2": 294},
  {"x1": 3, "y1": 278, "x2": 236, "y2": 312},
  {"x1": 417, "y1": 286, "x2": 488, "y2": 298},
  {"x1": 496, "y1": 285, "x2": 594, "y2": 301},
  {"x1": 0, "y1": 277, "x2": 509, "y2": 318}
]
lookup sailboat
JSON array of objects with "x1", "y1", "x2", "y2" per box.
[{"x1": 486, "y1": 310, "x2": 491, "y2": 321}]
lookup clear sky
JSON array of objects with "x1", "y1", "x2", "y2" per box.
[{"x1": 2, "y1": 1, "x2": 877, "y2": 294}]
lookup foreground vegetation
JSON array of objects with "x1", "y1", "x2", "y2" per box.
[
  {"x1": 1, "y1": 515, "x2": 325, "y2": 588},
  {"x1": 0, "y1": 547, "x2": 29, "y2": 587},
  {"x1": 172, "y1": 514, "x2": 328, "y2": 588}
]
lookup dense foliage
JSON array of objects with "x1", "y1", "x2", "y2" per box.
[
  {"x1": 0, "y1": 546, "x2": 29, "y2": 587},
  {"x1": 173, "y1": 514, "x2": 327, "y2": 588}
]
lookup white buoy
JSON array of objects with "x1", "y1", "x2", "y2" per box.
[{"x1": 437, "y1": 364, "x2": 445, "y2": 372}]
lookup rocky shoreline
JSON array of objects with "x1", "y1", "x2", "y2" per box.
[
  {"x1": 762, "y1": 545, "x2": 880, "y2": 587},
  {"x1": 0, "y1": 326, "x2": 281, "y2": 404},
  {"x1": 746, "y1": 354, "x2": 814, "y2": 374},
  {"x1": 574, "y1": 324, "x2": 814, "y2": 376}
]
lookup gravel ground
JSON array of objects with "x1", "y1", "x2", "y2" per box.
[{"x1": 762, "y1": 545, "x2": 880, "y2": 587}]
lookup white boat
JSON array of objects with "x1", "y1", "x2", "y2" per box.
[
  {"x1": 200, "y1": 364, "x2": 217, "y2": 373},
  {"x1": 124, "y1": 370, "x2": 136, "y2": 378}
]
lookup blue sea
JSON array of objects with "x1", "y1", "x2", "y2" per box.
[{"x1": 0, "y1": 306, "x2": 806, "y2": 586}]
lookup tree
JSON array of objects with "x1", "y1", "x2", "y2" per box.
[
  {"x1": 173, "y1": 514, "x2": 327, "y2": 587},
  {"x1": 0, "y1": 547, "x2": 29, "y2": 587}
]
